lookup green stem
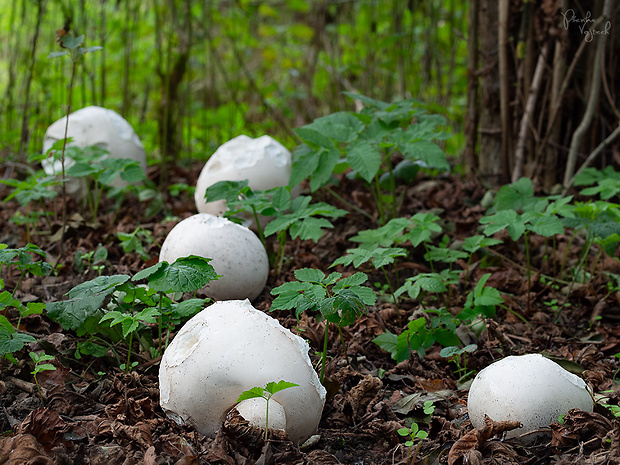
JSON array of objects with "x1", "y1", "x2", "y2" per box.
[
  {"x1": 524, "y1": 232, "x2": 531, "y2": 312},
  {"x1": 125, "y1": 331, "x2": 133, "y2": 373},
  {"x1": 264, "y1": 395, "x2": 270, "y2": 442},
  {"x1": 320, "y1": 322, "x2": 329, "y2": 383},
  {"x1": 325, "y1": 186, "x2": 374, "y2": 221}
]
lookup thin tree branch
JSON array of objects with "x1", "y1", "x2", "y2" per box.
[
  {"x1": 562, "y1": 122, "x2": 620, "y2": 195},
  {"x1": 512, "y1": 42, "x2": 550, "y2": 182},
  {"x1": 562, "y1": 0, "x2": 613, "y2": 188}
]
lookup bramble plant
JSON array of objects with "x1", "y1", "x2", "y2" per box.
[
  {"x1": 397, "y1": 400, "x2": 435, "y2": 464},
  {"x1": 236, "y1": 380, "x2": 299, "y2": 441},
  {"x1": 271, "y1": 268, "x2": 376, "y2": 381},
  {"x1": 30, "y1": 352, "x2": 57, "y2": 403},
  {"x1": 46, "y1": 255, "x2": 218, "y2": 372},
  {"x1": 290, "y1": 93, "x2": 450, "y2": 224}
]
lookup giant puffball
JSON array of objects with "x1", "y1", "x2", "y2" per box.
[
  {"x1": 159, "y1": 299, "x2": 327, "y2": 444},
  {"x1": 467, "y1": 354, "x2": 594, "y2": 440},
  {"x1": 42, "y1": 106, "x2": 147, "y2": 193},
  {"x1": 159, "y1": 213, "x2": 268, "y2": 301},
  {"x1": 194, "y1": 135, "x2": 292, "y2": 215}
]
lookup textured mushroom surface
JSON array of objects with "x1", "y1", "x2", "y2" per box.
[
  {"x1": 467, "y1": 354, "x2": 593, "y2": 440},
  {"x1": 159, "y1": 299, "x2": 326, "y2": 444},
  {"x1": 195, "y1": 134, "x2": 292, "y2": 215},
  {"x1": 159, "y1": 213, "x2": 268, "y2": 301},
  {"x1": 42, "y1": 106, "x2": 146, "y2": 192}
]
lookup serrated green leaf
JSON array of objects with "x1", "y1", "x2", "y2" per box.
[
  {"x1": 293, "y1": 268, "x2": 326, "y2": 283},
  {"x1": 139, "y1": 256, "x2": 218, "y2": 293},
  {"x1": 236, "y1": 386, "x2": 266, "y2": 402},
  {"x1": 289, "y1": 217, "x2": 335, "y2": 242},
  {"x1": 264, "y1": 380, "x2": 299, "y2": 395},
  {"x1": 347, "y1": 140, "x2": 381, "y2": 183},
  {"x1": 333, "y1": 272, "x2": 368, "y2": 289}
]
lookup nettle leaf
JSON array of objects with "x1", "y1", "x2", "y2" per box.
[
  {"x1": 321, "y1": 289, "x2": 366, "y2": 326},
  {"x1": 46, "y1": 275, "x2": 130, "y2": 331},
  {"x1": 346, "y1": 140, "x2": 381, "y2": 183},
  {"x1": 350, "y1": 217, "x2": 411, "y2": 248},
  {"x1": 289, "y1": 217, "x2": 334, "y2": 242},
  {"x1": 402, "y1": 140, "x2": 449, "y2": 170},
  {"x1": 406, "y1": 213, "x2": 442, "y2": 247},
  {"x1": 463, "y1": 235, "x2": 503, "y2": 253},
  {"x1": 171, "y1": 298, "x2": 208, "y2": 319},
  {"x1": 480, "y1": 210, "x2": 526, "y2": 241},
  {"x1": 524, "y1": 213, "x2": 565, "y2": 237},
  {"x1": 294, "y1": 127, "x2": 335, "y2": 150},
  {"x1": 204, "y1": 179, "x2": 250, "y2": 205},
  {"x1": 134, "y1": 256, "x2": 218, "y2": 293},
  {"x1": 310, "y1": 147, "x2": 341, "y2": 192},
  {"x1": 290, "y1": 144, "x2": 320, "y2": 188},
  {"x1": 333, "y1": 272, "x2": 368, "y2": 289},
  {"x1": 395, "y1": 273, "x2": 447, "y2": 299},
  {"x1": 303, "y1": 111, "x2": 365, "y2": 143},
  {"x1": 293, "y1": 268, "x2": 326, "y2": 283},
  {"x1": 332, "y1": 246, "x2": 407, "y2": 269}
]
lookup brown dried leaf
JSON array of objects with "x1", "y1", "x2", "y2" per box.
[
  {"x1": 17, "y1": 407, "x2": 68, "y2": 451},
  {"x1": 448, "y1": 415, "x2": 521, "y2": 465},
  {"x1": 0, "y1": 433, "x2": 53, "y2": 465}
]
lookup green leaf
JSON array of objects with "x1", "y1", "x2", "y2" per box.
[
  {"x1": 264, "y1": 380, "x2": 299, "y2": 395},
  {"x1": 294, "y1": 127, "x2": 335, "y2": 149},
  {"x1": 135, "y1": 256, "x2": 218, "y2": 293},
  {"x1": 347, "y1": 140, "x2": 381, "y2": 183},
  {"x1": 46, "y1": 275, "x2": 130, "y2": 331},
  {"x1": 236, "y1": 386, "x2": 266, "y2": 402},
  {"x1": 293, "y1": 268, "x2": 326, "y2": 283},
  {"x1": 333, "y1": 272, "x2": 368, "y2": 289},
  {"x1": 402, "y1": 140, "x2": 449, "y2": 170}
]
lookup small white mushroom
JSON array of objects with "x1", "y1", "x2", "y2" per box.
[
  {"x1": 159, "y1": 213, "x2": 268, "y2": 301},
  {"x1": 158, "y1": 299, "x2": 326, "y2": 444},
  {"x1": 194, "y1": 134, "x2": 292, "y2": 215},
  {"x1": 42, "y1": 106, "x2": 147, "y2": 193},
  {"x1": 467, "y1": 354, "x2": 593, "y2": 440}
]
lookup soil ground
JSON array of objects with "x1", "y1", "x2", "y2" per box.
[{"x1": 1, "y1": 161, "x2": 619, "y2": 464}]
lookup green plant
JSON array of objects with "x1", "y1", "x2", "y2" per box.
[
  {"x1": 236, "y1": 380, "x2": 299, "y2": 441},
  {"x1": 117, "y1": 227, "x2": 155, "y2": 261},
  {"x1": 0, "y1": 163, "x2": 58, "y2": 241},
  {"x1": 271, "y1": 268, "x2": 376, "y2": 382},
  {"x1": 29, "y1": 352, "x2": 57, "y2": 403},
  {"x1": 439, "y1": 344, "x2": 477, "y2": 383},
  {"x1": 46, "y1": 255, "x2": 218, "y2": 372},
  {"x1": 397, "y1": 400, "x2": 435, "y2": 464},
  {"x1": 374, "y1": 274, "x2": 505, "y2": 363},
  {"x1": 48, "y1": 32, "x2": 102, "y2": 253},
  {"x1": 291, "y1": 94, "x2": 451, "y2": 224},
  {"x1": 75, "y1": 244, "x2": 108, "y2": 275},
  {"x1": 205, "y1": 181, "x2": 347, "y2": 274},
  {"x1": 0, "y1": 243, "x2": 53, "y2": 362}
]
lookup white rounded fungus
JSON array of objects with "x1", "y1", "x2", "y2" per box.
[
  {"x1": 158, "y1": 299, "x2": 326, "y2": 444},
  {"x1": 235, "y1": 397, "x2": 287, "y2": 432},
  {"x1": 42, "y1": 106, "x2": 147, "y2": 194},
  {"x1": 467, "y1": 353, "x2": 594, "y2": 440},
  {"x1": 194, "y1": 134, "x2": 292, "y2": 215},
  {"x1": 159, "y1": 213, "x2": 268, "y2": 301}
]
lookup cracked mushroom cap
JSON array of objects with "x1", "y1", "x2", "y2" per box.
[
  {"x1": 159, "y1": 299, "x2": 326, "y2": 444},
  {"x1": 194, "y1": 134, "x2": 292, "y2": 215}
]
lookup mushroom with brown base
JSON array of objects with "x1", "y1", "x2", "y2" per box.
[
  {"x1": 467, "y1": 353, "x2": 594, "y2": 441},
  {"x1": 158, "y1": 299, "x2": 326, "y2": 445},
  {"x1": 159, "y1": 213, "x2": 268, "y2": 301}
]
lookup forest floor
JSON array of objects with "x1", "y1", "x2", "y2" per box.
[{"x1": 0, "y1": 160, "x2": 619, "y2": 465}]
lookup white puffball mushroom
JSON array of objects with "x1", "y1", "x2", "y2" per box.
[
  {"x1": 159, "y1": 213, "x2": 268, "y2": 301},
  {"x1": 42, "y1": 106, "x2": 147, "y2": 193},
  {"x1": 467, "y1": 354, "x2": 593, "y2": 440},
  {"x1": 195, "y1": 134, "x2": 292, "y2": 215},
  {"x1": 158, "y1": 299, "x2": 327, "y2": 444}
]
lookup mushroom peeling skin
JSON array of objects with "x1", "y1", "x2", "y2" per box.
[
  {"x1": 467, "y1": 354, "x2": 593, "y2": 441},
  {"x1": 195, "y1": 134, "x2": 292, "y2": 215},
  {"x1": 159, "y1": 213, "x2": 268, "y2": 301},
  {"x1": 158, "y1": 299, "x2": 327, "y2": 445},
  {"x1": 42, "y1": 106, "x2": 147, "y2": 194}
]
